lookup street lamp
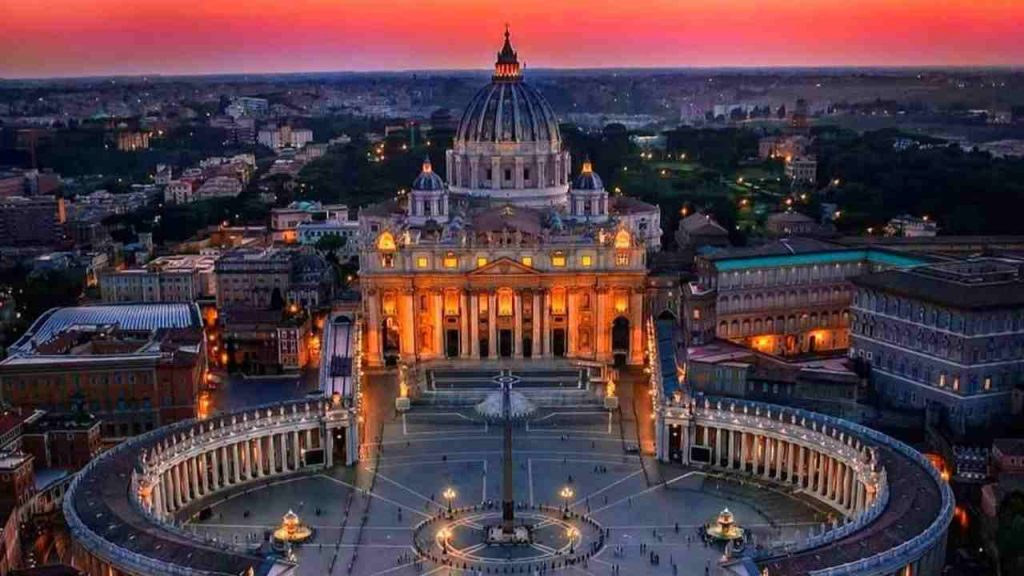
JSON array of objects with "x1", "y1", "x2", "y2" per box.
[
  {"x1": 443, "y1": 487, "x2": 457, "y2": 516},
  {"x1": 566, "y1": 526, "x2": 579, "y2": 553},
  {"x1": 560, "y1": 486, "x2": 575, "y2": 517}
]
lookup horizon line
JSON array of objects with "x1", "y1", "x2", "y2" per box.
[{"x1": 4, "y1": 63, "x2": 1024, "y2": 83}]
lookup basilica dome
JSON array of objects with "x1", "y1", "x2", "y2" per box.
[
  {"x1": 455, "y1": 74, "x2": 560, "y2": 145},
  {"x1": 445, "y1": 28, "x2": 572, "y2": 208}
]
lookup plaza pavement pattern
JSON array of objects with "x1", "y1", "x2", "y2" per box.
[{"x1": 188, "y1": 403, "x2": 826, "y2": 575}]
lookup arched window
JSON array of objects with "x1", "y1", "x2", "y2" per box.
[
  {"x1": 377, "y1": 231, "x2": 397, "y2": 251},
  {"x1": 614, "y1": 229, "x2": 632, "y2": 249}
]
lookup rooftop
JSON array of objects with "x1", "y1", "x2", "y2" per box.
[
  {"x1": 852, "y1": 257, "x2": 1024, "y2": 310},
  {"x1": 7, "y1": 303, "x2": 202, "y2": 356}
]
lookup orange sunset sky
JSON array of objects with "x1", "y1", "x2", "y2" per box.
[{"x1": 2, "y1": 0, "x2": 1023, "y2": 78}]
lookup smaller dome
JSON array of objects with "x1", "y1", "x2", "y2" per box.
[
  {"x1": 573, "y1": 159, "x2": 604, "y2": 191},
  {"x1": 412, "y1": 157, "x2": 445, "y2": 191}
]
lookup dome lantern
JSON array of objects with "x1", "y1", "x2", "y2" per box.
[{"x1": 494, "y1": 25, "x2": 522, "y2": 81}]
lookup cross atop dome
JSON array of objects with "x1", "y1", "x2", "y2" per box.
[{"x1": 494, "y1": 25, "x2": 521, "y2": 81}]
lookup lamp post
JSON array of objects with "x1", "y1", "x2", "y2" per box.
[
  {"x1": 443, "y1": 487, "x2": 457, "y2": 517},
  {"x1": 566, "y1": 526, "x2": 578, "y2": 554},
  {"x1": 560, "y1": 486, "x2": 574, "y2": 518}
]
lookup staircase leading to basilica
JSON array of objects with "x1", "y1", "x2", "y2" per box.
[{"x1": 418, "y1": 367, "x2": 602, "y2": 407}]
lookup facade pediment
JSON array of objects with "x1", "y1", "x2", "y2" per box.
[{"x1": 468, "y1": 257, "x2": 539, "y2": 276}]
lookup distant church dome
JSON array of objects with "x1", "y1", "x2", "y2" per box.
[
  {"x1": 446, "y1": 27, "x2": 572, "y2": 208},
  {"x1": 572, "y1": 159, "x2": 604, "y2": 191},
  {"x1": 412, "y1": 157, "x2": 445, "y2": 191},
  {"x1": 455, "y1": 30, "x2": 560, "y2": 145}
]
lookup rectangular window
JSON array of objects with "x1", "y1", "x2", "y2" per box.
[
  {"x1": 521, "y1": 256, "x2": 533, "y2": 267},
  {"x1": 615, "y1": 252, "x2": 629, "y2": 266},
  {"x1": 984, "y1": 377, "x2": 992, "y2": 391},
  {"x1": 498, "y1": 291, "x2": 513, "y2": 317},
  {"x1": 443, "y1": 253, "x2": 458, "y2": 269},
  {"x1": 416, "y1": 256, "x2": 428, "y2": 269},
  {"x1": 504, "y1": 168, "x2": 512, "y2": 181},
  {"x1": 551, "y1": 252, "x2": 566, "y2": 267},
  {"x1": 581, "y1": 255, "x2": 593, "y2": 267},
  {"x1": 953, "y1": 377, "x2": 961, "y2": 392},
  {"x1": 381, "y1": 254, "x2": 395, "y2": 269},
  {"x1": 444, "y1": 291, "x2": 459, "y2": 316},
  {"x1": 479, "y1": 294, "x2": 489, "y2": 314},
  {"x1": 476, "y1": 257, "x2": 488, "y2": 268},
  {"x1": 524, "y1": 168, "x2": 531, "y2": 180}
]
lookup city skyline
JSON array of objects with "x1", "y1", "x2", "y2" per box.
[{"x1": 3, "y1": 0, "x2": 1024, "y2": 78}]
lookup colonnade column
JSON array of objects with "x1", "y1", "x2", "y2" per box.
[
  {"x1": 293, "y1": 431, "x2": 301, "y2": 469},
  {"x1": 729, "y1": 430, "x2": 737, "y2": 469},
  {"x1": 739, "y1": 432, "x2": 747, "y2": 473},
  {"x1": 715, "y1": 428, "x2": 723, "y2": 466},
  {"x1": 268, "y1": 434, "x2": 277, "y2": 475},
  {"x1": 232, "y1": 443, "x2": 241, "y2": 484}
]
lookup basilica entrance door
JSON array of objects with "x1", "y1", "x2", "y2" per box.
[
  {"x1": 669, "y1": 424, "x2": 683, "y2": 462},
  {"x1": 523, "y1": 338, "x2": 533, "y2": 358},
  {"x1": 332, "y1": 427, "x2": 346, "y2": 467},
  {"x1": 612, "y1": 317, "x2": 630, "y2": 367},
  {"x1": 445, "y1": 329, "x2": 460, "y2": 358},
  {"x1": 552, "y1": 329, "x2": 566, "y2": 357},
  {"x1": 498, "y1": 330, "x2": 513, "y2": 358}
]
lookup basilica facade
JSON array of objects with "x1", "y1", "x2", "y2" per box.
[{"x1": 358, "y1": 31, "x2": 660, "y2": 367}]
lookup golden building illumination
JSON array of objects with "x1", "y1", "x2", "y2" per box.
[{"x1": 357, "y1": 29, "x2": 659, "y2": 367}]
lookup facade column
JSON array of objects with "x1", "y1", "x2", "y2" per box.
[
  {"x1": 567, "y1": 291, "x2": 577, "y2": 357},
  {"x1": 542, "y1": 290, "x2": 552, "y2": 356},
  {"x1": 433, "y1": 292, "x2": 444, "y2": 359},
  {"x1": 488, "y1": 292, "x2": 497, "y2": 357},
  {"x1": 460, "y1": 291, "x2": 470, "y2": 358},
  {"x1": 630, "y1": 289, "x2": 644, "y2": 364},
  {"x1": 470, "y1": 290, "x2": 480, "y2": 358},
  {"x1": 398, "y1": 290, "x2": 415, "y2": 358},
  {"x1": 532, "y1": 292, "x2": 541, "y2": 357},
  {"x1": 596, "y1": 288, "x2": 608, "y2": 362},
  {"x1": 365, "y1": 291, "x2": 381, "y2": 365},
  {"x1": 513, "y1": 291, "x2": 523, "y2": 359}
]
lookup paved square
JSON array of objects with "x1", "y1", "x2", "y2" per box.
[{"x1": 188, "y1": 393, "x2": 825, "y2": 576}]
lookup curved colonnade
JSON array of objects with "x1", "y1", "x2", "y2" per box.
[
  {"x1": 648, "y1": 320, "x2": 953, "y2": 576},
  {"x1": 64, "y1": 396, "x2": 358, "y2": 576}
]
